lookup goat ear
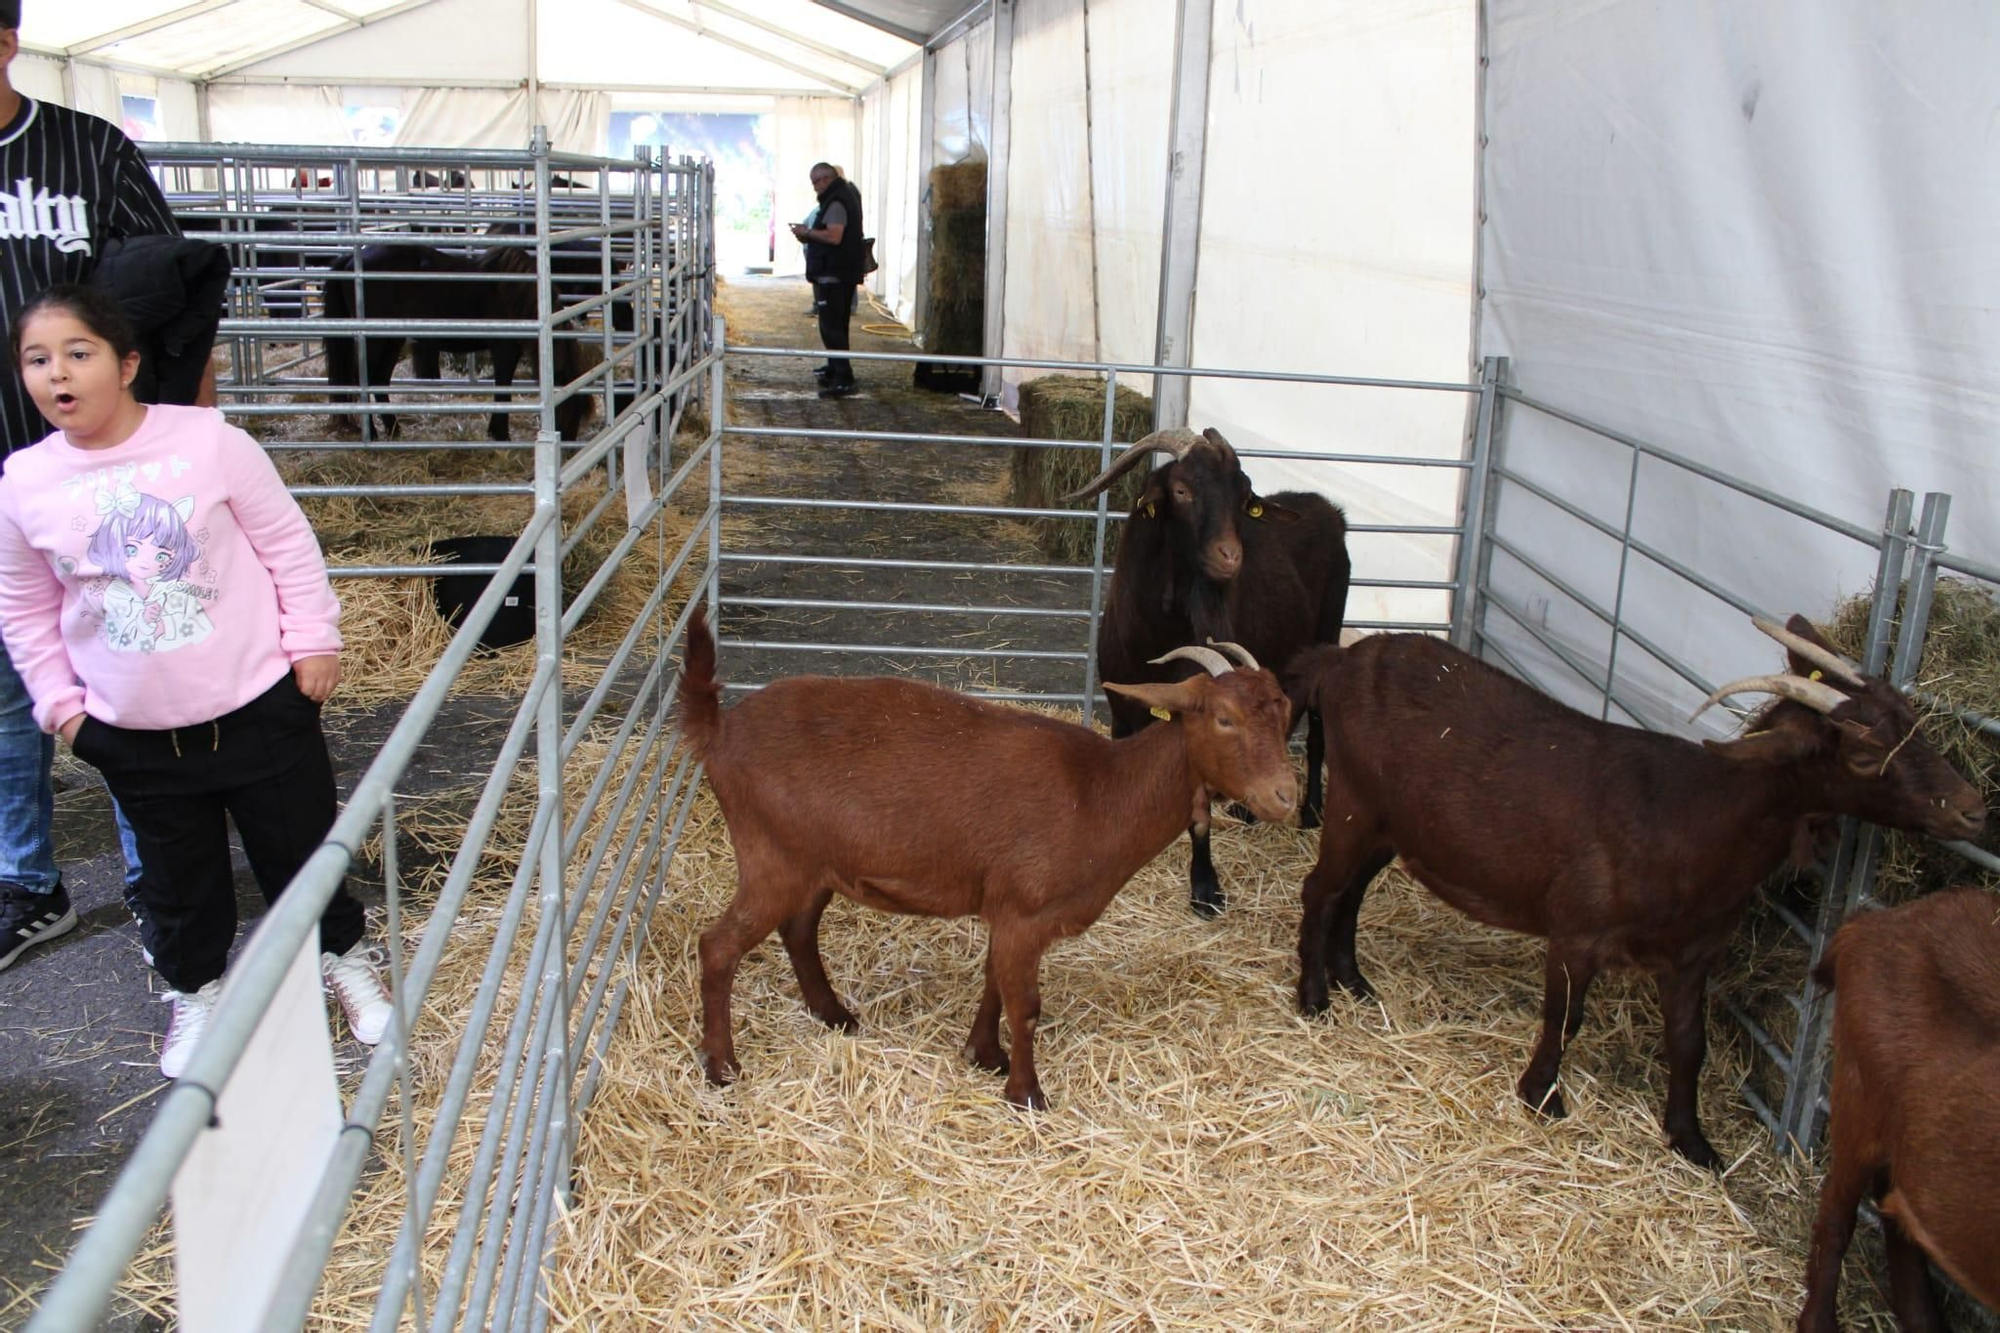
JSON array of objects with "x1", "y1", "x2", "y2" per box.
[
  {"x1": 1131, "y1": 480, "x2": 1165, "y2": 520},
  {"x1": 1105, "y1": 678, "x2": 1205, "y2": 718},
  {"x1": 1704, "y1": 724, "x2": 1819, "y2": 765},
  {"x1": 1779, "y1": 614, "x2": 1846, "y2": 679},
  {"x1": 1247, "y1": 495, "x2": 1300, "y2": 524}
]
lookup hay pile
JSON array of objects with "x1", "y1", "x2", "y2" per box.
[
  {"x1": 106, "y1": 705, "x2": 1917, "y2": 1327},
  {"x1": 276, "y1": 443, "x2": 688, "y2": 708},
  {"x1": 1828, "y1": 577, "x2": 2000, "y2": 900},
  {"x1": 923, "y1": 160, "x2": 987, "y2": 362},
  {"x1": 1009, "y1": 375, "x2": 1155, "y2": 564}
]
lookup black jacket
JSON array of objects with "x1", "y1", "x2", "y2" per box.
[
  {"x1": 86, "y1": 234, "x2": 231, "y2": 406},
  {"x1": 804, "y1": 178, "x2": 868, "y2": 285}
]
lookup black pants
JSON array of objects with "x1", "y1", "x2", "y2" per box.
[
  {"x1": 814, "y1": 280, "x2": 856, "y2": 384},
  {"x1": 72, "y1": 673, "x2": 364, "y2": 994}
]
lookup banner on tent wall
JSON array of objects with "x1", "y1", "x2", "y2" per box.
[
  {"x1": 1187, "y1": 0, "x2": 1477, "y2": 630},
  {"x1": 1480, "y1": 0, "x2": 2000, "y2": 728}
]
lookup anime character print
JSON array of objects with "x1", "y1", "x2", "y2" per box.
[{"x1": 85, "y1": 481, "x2": 215, "y2": 652}]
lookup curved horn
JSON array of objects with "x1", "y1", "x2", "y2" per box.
[
  {"x1": 1752, "y1": 615, "x2": 1867, "y2": 687},
  {"x1": 1150, "y1": 645, "x2": 1232, "y2": 677},
  {"x1": 1689, "y1": 673, "x2": 1851, "y2": 724},
  {"x1": 1060, "y1": 428, "x2": 1204, "y2": 503},
  {"x1": 1205, "y1": 638, "x2": 1261, "y2": 672}
]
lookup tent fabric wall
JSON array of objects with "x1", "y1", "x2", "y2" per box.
[
  {"x1": 11, "y1": 54, "x2": 68, "y2": 107},
  {"x1": 931, "y1": 17, "x2": 993, "y2": 164},
  {"x1": 1187, "y1": 0, "x2": 1476, "y2": 628},
  {"x1": 857, "y1": 63, "x2": 922, "y2": 325},
  {"x1": 998, "y1": 0, "x2": 1098, "y2": 404},
  {"x1": 69, "y1": 62, "x2": 124, "y2": 124},
  {"x1": 1478, "y1": 0, "x2": 2000, "y2": 727},
  {"x1": 206, "y1": 83, "x2": 352, "y2": 146},
  {"x1": 398, "y1": 87, "x2": 531, "y2": 151},
  {"x1": 156, "y1": 79, "x2": 203, "y2": 141},
  {"x1": 536, "y1": 90, "x2": 610, "y2": 158}
]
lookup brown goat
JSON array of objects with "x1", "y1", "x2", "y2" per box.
[
  {"x1": 1067, "y1": 426, "x2": 1351, "y2": 917},
  {"x1": 1288, "y1": 615, "x2": 1986, "y2": 1167},
  {"x1": 676, "y1": 605, "x2": 1298, "y2": 1109},
  {"x1": 1798, "y1": 888, "x2": 2000, "y2": 1331}
]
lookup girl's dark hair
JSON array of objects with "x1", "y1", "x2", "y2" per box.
[{"x1": 11, "y1": 284, "x2": 140, "y2": 363}]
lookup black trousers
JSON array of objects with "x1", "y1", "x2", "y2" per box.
[
  {"x1": 814, "y1": 280, "x2": 856, "y2": 383},
  {"x1": 73, "y1": 673, "x2": 365, "y2": 994}
]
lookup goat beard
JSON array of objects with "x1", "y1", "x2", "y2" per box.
[{"x1": 1181, "y1": 569, "x2": 1237, "y2": 645}]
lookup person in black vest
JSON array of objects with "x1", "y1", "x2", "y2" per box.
[{"x1": 789, "y1": 161, "x2": 867, "y2": 399}]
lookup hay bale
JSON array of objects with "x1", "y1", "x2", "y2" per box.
[
  {"x1": 924, "y1": 206, "x2": 985, "y2": 358},
  {"x1": 1826, "y1": 577, "x2": 2000, "y2": 900},
  {"x1": 1010, "y1": 375, "x2": 1154, "y2": 564},
  {"x1": 928, "y1": 159, "x2": 987, "y2": 214}
]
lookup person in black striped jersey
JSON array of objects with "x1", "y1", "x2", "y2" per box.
[{"x1": 0, "y1": 0, "x2": 193, "y2": 971}]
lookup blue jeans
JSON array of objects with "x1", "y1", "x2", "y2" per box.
[
  {"x1": 0, "y1": 636, "x2": 59, "y2": 895},
  {"x1": 0, "y1": 637, "x2": 143, "y2": 896}
]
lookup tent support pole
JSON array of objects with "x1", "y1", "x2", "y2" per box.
[
  {"x1": 1152, "y1": 0, "x2": 1208, "y2": 426},
  {"x1": 914, "y1": 46, "x2": 938, "y2": 346},
  {"x1": 1152, "y1": 0, "x2": 1213, "y2": 431},
  {"x1": 978, "y1": 0, "x2": 1015, "y2": 404}
]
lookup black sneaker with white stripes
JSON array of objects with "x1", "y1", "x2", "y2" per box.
[{"x1": 0, "y1": 881, "x2": 78, "y2": 972}]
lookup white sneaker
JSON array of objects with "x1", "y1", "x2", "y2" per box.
[
  {"x1": 322, "y1": 941, "x2": 394, "y2": 1045},
  {"x1": 160, "y1": 979, "x2": 224, "y2": 1079}
]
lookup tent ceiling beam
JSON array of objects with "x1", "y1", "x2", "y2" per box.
[
  {"x1": 926, "y1": 1, "x2": 990, "y2": 52},
  {"x1": 200, "y1": 0, "x2": 448, "y2": 80},
  {"x1": 67, "y1": 0, "x2": 235, "y2": 56},
  {"x1": 617, "y1": 0, "x2": 865, "y2": 95},
  {"x1": 17, "y1": 43, "x2": 187, "y2": 82},
  {"x1": 296, "y1": 0, "x2": 368, "y2": 18},
  {"x1": 691, "y1": 0, "x2": 890, "y2": 78},
  {"x1": 810, "y1": 1, "x2": 927, "y2": 45}
]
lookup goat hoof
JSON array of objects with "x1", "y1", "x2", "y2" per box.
[
  {"x1": 699, "y1": 1051, "x2": 740, "y2": 1087},
  {"x1": 1189, "y1": 890, "x2": 1226, "y2": 919},
  {"x1": 815, "y1": 1008, "x2": 860, "y2": 1033},
  {"x1": 963, "y1": 1043, "x2": 1009, "y2": 1076},
  {"x1": 1333, "y1": 972, "x2": 1375, "y2": 1003},
  {"x1": 1298, "y1": 985, "x2": 1331, "y2": 1017},
  {"x1": 1669, "y1": 1129, "x2": 1722, "y2": 1171},
  {"x1": 1518, "y1": 1083, "x2": 1567, "y2": 1120},
  {"x1": 1005, "y1": 1084, "x2": 1049, "y2": 1111}
]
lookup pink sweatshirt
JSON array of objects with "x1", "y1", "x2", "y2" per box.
[{"x1": 0, "y1": 405, "x2": 342, "y2": 733}]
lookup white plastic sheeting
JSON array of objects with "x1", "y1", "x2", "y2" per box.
[
  {"x1": 993, "y1": 0, "x2": 1476, "y2": 628},
  {"x1": 856, "y1": 61, "x2": 923, "y2": 325},
  {"x1": 1479, "y1": 0, "x2": 2000, "y2": 726},
  {"x1": 930, "y1": 16, "x2": 993, "y2": 163}
]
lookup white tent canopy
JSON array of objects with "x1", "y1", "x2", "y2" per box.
[{"x1": 11, "y1": 0, "x2": 1995, "y2": 728}]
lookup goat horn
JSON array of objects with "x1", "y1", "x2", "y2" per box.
[
  {"x1": 1151, "y1": 645, "x2": 1233, "y2": 677},
  {"x1": 1751, "y1": 615, "x2": 1867, "y2": 687},
  {"x1": 1205, "y1": 638, "x2": 1261, "y2": 671},
  {"x1": 1060, "y1": 428, "x2": 1203, "y2": 502},
  {"x1": 1689, "y1": 673, "x2": 1852, "y2": 724}
]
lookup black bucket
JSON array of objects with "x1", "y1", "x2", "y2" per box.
[{"x1": 429, "y1": 535, "x2": 535, "y2": 650}]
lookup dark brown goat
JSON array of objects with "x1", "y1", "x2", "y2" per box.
[
  {"x1": 1798, "y1": 888, "x2": 2000, "y2": 1331},
  {"x1": 1288, "y1": 615, "x2": 1985, "y2": 1167},
  {"x1": 1067, "y1": 426, "x2": 1351, "y2": 917},
  {"x1": 676, "y1": 606, "x2": 1298, "y2": 1109}
]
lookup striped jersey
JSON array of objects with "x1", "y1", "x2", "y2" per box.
[{"x1": 0, "y1": 97, "x2": 180, "y2": 460}]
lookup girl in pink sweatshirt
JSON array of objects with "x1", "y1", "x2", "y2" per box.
[{"x1": 0, "y1": 285, "x2": 392, "y2": 1078}]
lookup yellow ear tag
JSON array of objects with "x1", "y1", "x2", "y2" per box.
[
  {"x1": 1143, "y1": 502, "x2": 1156, "y2": 518},
  {"x1": 1248, "y1": 503, "x2": 1264, "y2": 518},
  {"x1": 1149, "y1": 706, "x2": 1173, "y2": 721},
  {"x1": 1809, "y1": 669, "x2": 1823, "y2": 681}
]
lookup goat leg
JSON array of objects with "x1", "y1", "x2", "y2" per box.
[
  {"x1": 1298, "y1": 843, "x2": 1387, "y2": 1014},
  {"x1": 1189, "y1": 804, "x2": 1225, "y2": 917},
  {"x1": 993, "y1": 934, "x2": 1048, "y2": 1110},
  {"x1": 1656, "y1": 967, "x2": 1722, "y2": 1169},
  {"x1": 1880, "y1": 1197, "x2": 1947, "y2": 1333},
  {"x1": 695, "y1": 890, "x2": 791, "y2": 1086},
  {"x1": 963, "y1": 944, "x2": 1009, "y2": 1075},
  {"x1": 488, "y1": 341, "x2": 520, "y2": 441},
  {"x1": 1795, "y1": 1145, "x2": 1870, "y2": 1333},
  {"x1": 1300, "y1": 710, "x2": 1324, "y2": 831},
  {"x1": 777, "y1": 887, "x2": 858, "y2": 1032},
  {"x1": 1518, "y1": 947, "x2": 1597, "y2": 1120}
]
